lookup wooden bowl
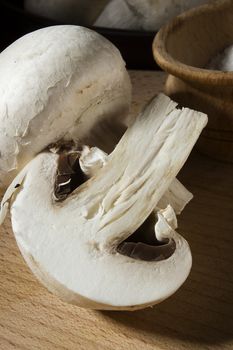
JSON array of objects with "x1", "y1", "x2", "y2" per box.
[{"x1": 153, "y1": 0, "x2": 233, "y2": 162}]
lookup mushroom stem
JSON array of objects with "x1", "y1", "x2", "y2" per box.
[
  {"x1": 79, "y1": 145, "x2": 193, "y2": 214},
  {"x1": 92, "y1": 94, "x2": 207, "y2": 247}
]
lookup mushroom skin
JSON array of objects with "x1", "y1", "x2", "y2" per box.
[
  {"x1": 0, "y1": 25, "x2": 131, "y2": 190},
  {"x1": 2, "y1": 94, "x2": 207, "y2": 310},
  {"x1": 95, "y1": 0, "x2": 211, "y2": 31},
  {"x1": 125, "y1": 0, "x2": 212, "y2": 31},
  {"x1": 95, "y1": 0, "x2": 139, "y2": 30}
]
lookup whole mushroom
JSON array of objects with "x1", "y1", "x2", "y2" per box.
[{"x1": 0, "y1": 25, "x2": 131, "y2": 190}]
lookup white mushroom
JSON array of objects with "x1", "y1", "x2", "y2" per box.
[
  {"x1": 24, "y1": 0, "x2": 109, "y2": 26},
  {"x1": 76, "y1": 144, "x2": 193, "y2": 213},
  {"x1": 95, "y1": 0, "x2": 140, "y2": 30},
  {"x1": 1, "y1": 94, "x2": 207, "y2": 310},
  {"x1": 0, "y1": 25, "x2": 131, "y2": 190},
  {"x1": 95, "y1": 0, "x2": 211, "y2": 31}
]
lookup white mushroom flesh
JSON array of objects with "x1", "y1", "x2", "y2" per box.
[{"x1": 1, "y1": 94, "x2": 207, "y2": 310}]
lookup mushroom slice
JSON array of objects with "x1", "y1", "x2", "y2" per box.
[
  {"x1": 79, "y1": 146, "x2": 108, "y2": 177},
  {"x1": 95, "y1": 0, "x2": 141, "y2": 30},
  {"x1": 2, "y1": 94, "x2": 207, "y2": 310}
]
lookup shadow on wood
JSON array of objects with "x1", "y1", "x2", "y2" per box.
[{"x1": 101, "y1": 151, "x2": 233, "y2": 347}]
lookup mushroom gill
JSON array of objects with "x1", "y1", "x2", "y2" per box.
[
  {"x1": 116, "y1": 214, "x2": 176, "y2": 261},
  {"x1": 54, "y1": 151, "x2": 87, "y2": 201}
]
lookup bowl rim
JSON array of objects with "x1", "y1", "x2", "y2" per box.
[{"x1": 152, "y1": 0, "x2": 233, "y2": 86}]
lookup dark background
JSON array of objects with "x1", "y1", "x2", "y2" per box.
[{"x1": 0, "y1": 0, "x2": 159, "y2": 70}]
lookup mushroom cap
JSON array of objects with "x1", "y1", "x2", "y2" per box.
[
  {"x1": 0, "y1": 25, "x2": 131, "y2": 189},
  {"x1": 95, "y1": 0, "x2": 210, "y2": 31},
  {"x1": 125, "y1": 0, "x2": 210, "y2": 30},
  {"x1": 7, "y1": 94, "x2": 207, "y2": 310},
  {"x1": 95, "y1": 0, "x2": 140, "y2": 30}
]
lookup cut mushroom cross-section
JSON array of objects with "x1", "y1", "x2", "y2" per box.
[{"x1": 1, "y1": 94, "x2": 207, "y2": 310}]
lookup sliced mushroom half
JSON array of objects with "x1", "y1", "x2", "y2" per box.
[{"x1": 0, "y1": 94, "x2": 207, "y2": 310}]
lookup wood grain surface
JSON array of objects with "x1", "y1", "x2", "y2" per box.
[{"x1": 0, "y1": 71, "x2": 233, "y2": 350}]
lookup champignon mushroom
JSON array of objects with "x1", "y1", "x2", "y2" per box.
[
  {"x1": 95, "y1": 0, "x2": 139, "y2": 30},
  {"x1": 0, "y1": 25, "x2": 131, "y2": 190},
  {"x1": 24, "y1": 0, "x2": 109, "y2": 26},
  {"x1": 0, "y1": 94, "x2": 207, "y2": 310},
  {"x1": 95, "y1": 0, "x2": 211, "y2": 31}
]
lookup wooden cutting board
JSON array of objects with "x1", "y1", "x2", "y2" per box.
[{"x1": 0, "y1": 71, "x2": 233, "y2": 350}]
